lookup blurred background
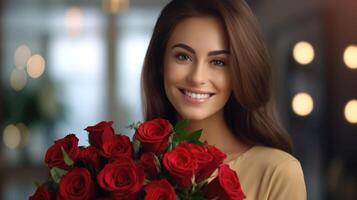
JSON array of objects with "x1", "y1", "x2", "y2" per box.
[{"x1": 0, "y1": 0, "x2": 356, "y2": 199}]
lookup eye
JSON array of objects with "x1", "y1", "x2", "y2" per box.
[
  {"x1": 210, "y1": 59, "x2": 226, "y2": 66},
  {"x1": 175, "y1": 53, "x2": 191, "y2": 62}
]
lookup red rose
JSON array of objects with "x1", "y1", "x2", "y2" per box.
[
  {"x1": 134, "y1": 118, "x2": 172, "y2": 155},
  {"x1": 101, "y1": 134, "x2": 133, "y2": 159},
  {"x1": 57, "y1": 168, "x2": 95, "y2": 200},
  {"x1": 206, "y1": 143, "x2": 227, "y2": 163},
  {"x1": 112, "y1": 192, "x2": 137, "y2": 200},
  {"x1": 79, "y1": 146, "x2": 103, "y2": 171},
  {"x1": 180, "y1": 142, "x2": 215, "y2": 183},
  {"x1": 140, "y1": 152, "x2": 159, "y2": 179},
  {"x1": 204, "y1": 164, "x2": 245, "y2": 200},
  {"x1": 193, "y1": 143, "x2": 227, "y2": 183},
  {"x1": 29, "y1": 185, "x2": 52, "y2": 200},
  {"x1": 163, "y1": 142, "x2": 198, "y2": 188},
  {"x1": 84, "y1": 121, "x2": 115, "y2": 150},
  {"x1": 95, "y1": 197, "x2": 112, "y2": 200},
  {"x1": 97, "y1": 156, "x2": 145, "y2": 199},
  {"x1": 44, "y1": 134, "x2": 80, "y2": 170},
  {"x1": 144, "y1": 179, "x2": 176, "y2": 200}
]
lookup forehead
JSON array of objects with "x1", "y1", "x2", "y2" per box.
[{"x1": 167, "y1": 16, "x2": 229, "y2": 51}]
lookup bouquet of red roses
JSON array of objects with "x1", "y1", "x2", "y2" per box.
[{"x1": 29, "y1": 118, "x2": 245, "y2": 200}]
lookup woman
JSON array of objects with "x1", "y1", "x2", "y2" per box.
[{"x1": 141, "y1": 0, "x2": 307, "y2": 199}]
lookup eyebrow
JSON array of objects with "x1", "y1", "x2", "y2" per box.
[{"x1": 171, "y1": 43, "x2": 229, "y2": 56}]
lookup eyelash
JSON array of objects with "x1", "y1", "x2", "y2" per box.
[
  {"x1": 174, "y1": 53, "x2": 226, "y2": 67},
  {"x1": 210, "y1": 60, "x2": 226, "y2": 66},
  {"x1": 175, "y1": 53, "x2": 191, "y2": 62}
]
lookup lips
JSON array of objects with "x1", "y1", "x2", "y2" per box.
[
  {"x1": 179, "y1": 88, "x2": 215, "y2": 96},
  {"x1": 178, "y1": 88, "x2": 215, "y2": 102}
]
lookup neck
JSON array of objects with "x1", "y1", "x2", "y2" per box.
[{"x1": 178, "y1": 110, "x2": 249, "y2": 155}]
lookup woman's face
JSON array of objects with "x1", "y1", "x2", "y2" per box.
[{"x1": 163, "y1": 16, "x2": 232, "y2": 121}]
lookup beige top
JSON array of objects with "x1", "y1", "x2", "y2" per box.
[{"x1": 209, "y1": 145, "x2": 307, "y2": 200}]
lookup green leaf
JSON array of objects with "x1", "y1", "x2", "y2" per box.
[
  {"x1": 172, "y1": 135, "x2": 183, "y2": 144},
  {"x1": 50, "y1": 167, "x2": 67, "y2": 184},
  {"x1": 191, "y1": 196, "x2": 208, "y2": 200},
  {"x1": 176, "y1": 194, "x2": 182, "y2": 200},
  {"x1": 33, "y1": 181, "x2": 41, "y2": 188},
  {"x1": 195, "y1": 180, "x2": 208, "y2": 191},
  {"x1": 172, "y1": 120, "x2": 190, "y2": 146},
  {"x1": 133, "y1": 138, "x2": 141, "y2": 155},
  {"x1": 187, "y1": 129, "x2": 203, "y2": 143},
  {"x1": 61, "y1": 147, "x2": 74, "y2": 166},
  {"x1": 126, "y1": 121, "x2": 141, "y2": 130},
  {"x1": 174, "y1": 119, "x2": 189, "y2": 135}
]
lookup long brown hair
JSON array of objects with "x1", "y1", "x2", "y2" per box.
[{"x1": 141, "y1": 0, "x2": 293, "y2": 153}]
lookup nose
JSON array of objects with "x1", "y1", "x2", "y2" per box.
[{"x1": 187, "y1": 61, "x2": 208, "y2": 86}]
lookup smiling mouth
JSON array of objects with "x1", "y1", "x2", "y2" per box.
[{"x1": 178, "y1": 88, "x2": 215, "y2": 100}]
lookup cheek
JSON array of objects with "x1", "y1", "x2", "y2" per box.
[
  {"x1": 214, "y1": 71, "x2": 232, "y2": 95},
  {"x1": 163, "y1": 65, "x2": 177, "y2": 85},
  {"x1": 163, "y1": 59, "x2": 181, "y2": 98},
  {"x1": 163, "y1": 60, "x2": 187, "y2": 86}
]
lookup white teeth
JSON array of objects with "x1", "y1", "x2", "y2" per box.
[{"x1": 183, "y1": 90, "x2": 211, "y2": 99}]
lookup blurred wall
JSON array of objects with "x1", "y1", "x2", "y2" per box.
[
  {"x1": 0, "y1": 0, "x2": 356, "y2": 199},
  {"x1": 324, "y1": 0, "x2": 357, "y2": 199},
  {"x1": 251, "y1": 0, "x2": 357, "y2": 199}
]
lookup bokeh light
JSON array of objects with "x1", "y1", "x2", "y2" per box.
[
  {"x1": 65, "y1": 6, "x2": 83, "y2": 36},
  {"x1": 16, "y1": 123, "x2": 30, "y2": 146},
  {"x1": 27, "y1": 54, "x2": 45, "y2": 78},
  {"x1": 343, "y1": 45, "x2": 357, "y2": 69},
  {"x1": 344, "y1": 100, "x2": 357, "y2": 124},
  {"x1": 14, "y1": 44, "x2": 32, "y2": 70},
  {"x1": 3, "y1": 124, "x2": 21, "y2": 149},
  {"x1": 292, "y1": 92, "x2": 314, "y2": 116},
  {"x1": 10, "y1": 68, "x2": 27, "y2": 91},
  {"x1": 293, "y1": 41, "x2": 315, "y2": 65},
  {"x1": 102, "y1": 0, "x2": 129, "y2": 14}
]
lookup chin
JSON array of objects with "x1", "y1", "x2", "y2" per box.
[{"x1": 177, "y1": 110, "x2": 209, "y2": 122}]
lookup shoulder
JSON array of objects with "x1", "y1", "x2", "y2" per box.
[
  {"x1": 250, "y1": 146, "x2": 297, "y2": 162},
  {"x1": 245, "y1": 145, "x2": 307, "y2": 199},
  {"x1": 233, "y1": 145, "x2": 301, "y2": 170},
  {"x1": 245, "y1": 145, "x2": 305, "y2": 183},
  {"x1": 246, "y1": 145, "x2": 299, "y2": 168},
  {"x1": 229, "y1": 145, "x2": 306, "y2": 181},
  {"x1": 230, "y1": 146, "x2": 307, "y2": 199}
]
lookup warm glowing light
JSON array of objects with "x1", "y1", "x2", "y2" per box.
[
  {"x1": 293, "y1": 41, "x2": 315, "y2": 65},
  {"x1": 102, "y1": 0, "x2": 129, "y2": 13},
  {"x1": 343, "y1": 45, "x2": 357, "y2": 69},
  {"x1": 27, "y1": 54, "x2": 45, "y2": 78},
  {"x1": 14, "y1": 45, "x2": 32, "y2": 69},
  {"x1": 344, "y1": 100, "x2": 357, "y2": 124},
  {"x1": 292, "y1": 93, "x2": 314, "y2": 116},
  {"x1": 65, "y1": 6, "x2": 83, "y2": 36},
  {"x1": 16, "y1": 123, "x2": 30, "y2": 146},
  {"x1": 3, "y1": 124, "x2": 21, "y2": 149},
  {"x1": 10, "y1": 69, "x2": 27, "y2": 91}
]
